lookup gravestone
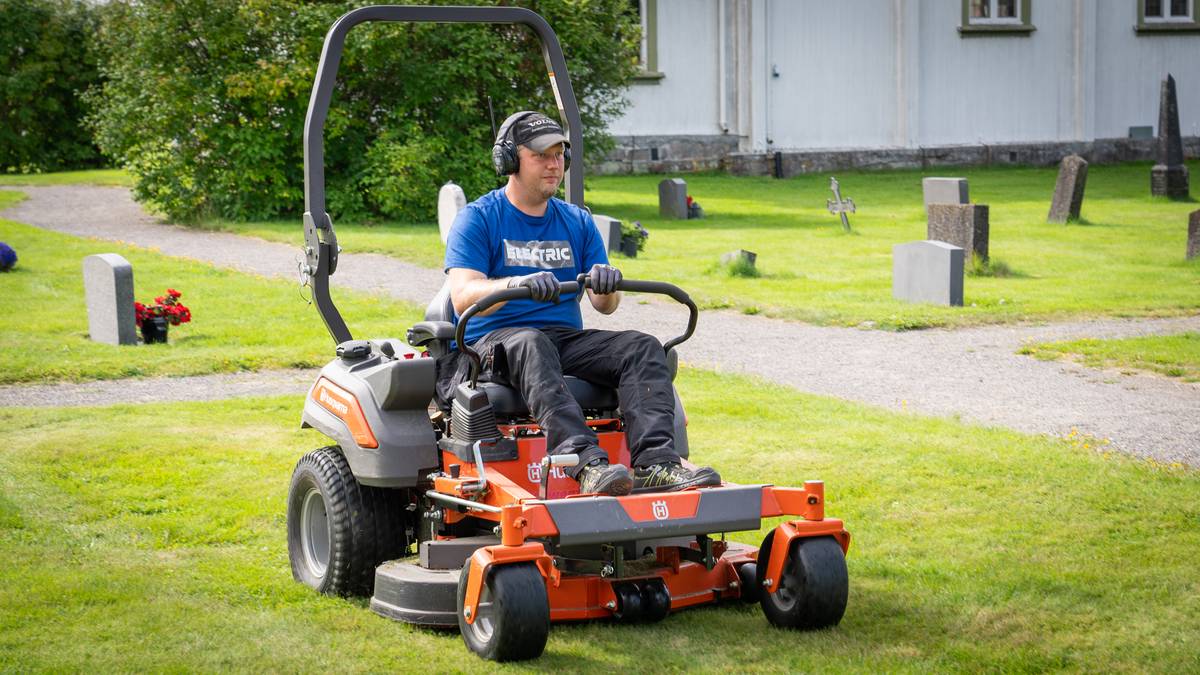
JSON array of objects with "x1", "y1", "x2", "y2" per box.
[
  {"x1": 922, "y1": 177, "x2": 969, "y2": 213},
  {"x1": 1151, "y1": 74, "x2": 1190, "y2": 198},
  {"x1": 592, "y1": 214, "x2": 623, "y2": 253},
  {"x1": 1128, "y1": 126, "x2": 1154, "y2": 140},
  {"x1": 1188, "y1": 210, "x2": 1200, "y2": 260},
  {"x1": 826, "y1": 177, "x2": 855, "y2": 233},
  {"x1": 927, "y1": 203, "x2": 989, "y2": 262},
  {"x1": 437, "y1": 181, "x2": 466, "y2": 244},
  {"x1": 658, "y1": 178, "x2": 688, "y2": 219},
  {"x1": 83, "y1": 253, "x2": 137, "y2": 345},
  {"x1": 1047, "y1": 154, "x2": 1088, "y2": 223},
  {"x1": 893, "y1": 241, "x2": 964, "y2": 307},
  {"x1": 720, "y1": 249, "x2": 757, "y2": 268}
]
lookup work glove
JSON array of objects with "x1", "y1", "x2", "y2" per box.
[
  {"x1": 588, "y1": 264, "x2": 622, "y2": 295},
  {"x1": 508, "y1": 271, "x2": 561, "y2": 303}
]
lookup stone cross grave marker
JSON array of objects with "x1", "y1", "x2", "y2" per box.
[
  {"x1": 927, "y1": 203, "x2": 989, "y2": 263},
  {"x1": 1151, "y1": 74, "x2": 1190, "y2": 198},
  {"x1": 893, "y1": 241, "x2": 964, "y2": 307},
  {"x1": 658, "y1": 178, "x2": 688, "y2": 219},
  {"x1": 826, "y1": 177, "x2": 854, "y2": 233},
  {"x1": 592, "y1": 214, "x2": 623, "y2": 253},
  {"x1": 1047, "y1": 154, "x2": 1089, "y2": 224},
  {"x1": 922, "y1": 177, "x2": 969, "y2": 213},
  {"x1": 1188, "y1": 210, "x2": 1200, "y2": 260},
  {"x1": 437, "y1": 181, "x2": 466, "y2": 244},
  {"x1": 83, "y1": 253, "x2": 137, "y2": 345}
]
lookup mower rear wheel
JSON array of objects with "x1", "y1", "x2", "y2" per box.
[
  {"x1": 457, "y1": 562, "x2": 550, "y2": 662},
  {"x1": 287, "y1": 446, "x2": 408, "y2": 596},
  {"x1": 759, "y1": 535, "x2": 848, "y2": 630}
]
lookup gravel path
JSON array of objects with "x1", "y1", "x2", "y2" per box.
[{"x1": 4, "y1": 184, "x2": 1198, "y2": 466}]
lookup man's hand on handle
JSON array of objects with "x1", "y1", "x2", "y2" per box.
[
  {"x1": 588, "y1": 264, "x2": 622, "y2": 295},
  {"x1": 507, "y1": 271, "x2": 561, "y2": 303}
]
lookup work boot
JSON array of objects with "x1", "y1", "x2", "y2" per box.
[
  {"x1": 632, "y1": 463, "x2": 722, "y2": 493},
  {"x1": 577, "y1": 459, "x2": 633, "y2": 496}
]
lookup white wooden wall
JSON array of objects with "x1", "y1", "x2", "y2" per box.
[{"x1": 608, "y1": 0, "x2": 1200, "y2": 151}]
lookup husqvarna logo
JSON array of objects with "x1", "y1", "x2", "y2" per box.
[
  {"x1": 317, "y1": 387, "x2": 348, "y2": 416},
  {"x1": 652, "y1": 500, "x2": 670, "y2": 520},
  {"x1": 527, "y1": 462, "x2": 566, "y2": 483}
]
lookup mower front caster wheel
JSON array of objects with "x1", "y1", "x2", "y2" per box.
[
  {"x1": 457, "y1": 562, "x2": 550, "y2": 662},
  {"x1": 759, "y1": 535, "x2": 848, "y2": 630}
]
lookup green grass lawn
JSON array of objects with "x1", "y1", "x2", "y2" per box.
[
  {"x1": 194, "y1": 161, "x2": 1200, "y2": 330},
  {"x1": 1020, "y1": 331, "x2": 1200, "y2": 382},
  {"x1": 2, "y1": 369, "x2": 1197, "y2": 672},
  {"x1": 0, "y1": 191, "x2": 422, "y2": 384},
  {"x1": 0, "y1": 168, "x2": 132, "y2": 187}
]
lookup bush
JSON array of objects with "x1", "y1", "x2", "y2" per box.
[
  {"x1": 88, "y1": 0, "x2": 640, "y2": 223},
  {"x1": 0, "y1": 0, "x2": 103, "y2": 172}
]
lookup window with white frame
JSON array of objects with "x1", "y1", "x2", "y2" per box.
[
  {"x1": 630, "y1": 0, "x2": 662, "y2": 79},
  {"x1": 969, "y1": 0, "x2": 1021, "y2": 24},
  {"x1": 1143, "y1": 0, "x2": 1193, "y2": 21},
  {"x1": 1138, "y1": 0, "x2": 1200, "y2": 31},
  {"x1": 960, "y1": 0, "x2": 1034, "y2": 33}
]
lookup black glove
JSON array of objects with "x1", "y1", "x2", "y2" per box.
[
  {"x1": 508, "y1": 271, "x2": 560, "y2": 303},
  {"x1": 588, "y1": 264, "x2": 622, "y2": 295}
]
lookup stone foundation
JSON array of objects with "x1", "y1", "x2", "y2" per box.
[{"x1": 594, "y1": 136, "x2": 1200, "y2": 177}]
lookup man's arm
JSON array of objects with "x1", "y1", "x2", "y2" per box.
[
  {"x1": 449, "y1": 268, "x2": 562, "y2": 316},
  {"x1": 448, "y1": 268, "x2": 510, "y2": 317},
  {"x1": 587, "y1": 287, "x2": 621, "y2": 315}
]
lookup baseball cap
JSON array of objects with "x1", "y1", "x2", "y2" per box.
[{"x1": 513, "y1": 113, "x2": 570, "y2": 152}]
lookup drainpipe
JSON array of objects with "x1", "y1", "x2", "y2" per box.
[{"x1": 718, "y1": 0, "x2": 728, "y2": 133}]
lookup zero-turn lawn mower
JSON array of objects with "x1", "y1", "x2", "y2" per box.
[{"x1": 289, "y1": 5, "x2": 851, "y2": 662}]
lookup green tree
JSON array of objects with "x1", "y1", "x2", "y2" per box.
[
  {"x1": 0, "y1": 0, "x2": 103, "y2": 172},
  {"x1": 88, "y1": 0, "x2": 639, "y2": 222}
]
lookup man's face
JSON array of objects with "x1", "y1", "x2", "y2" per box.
[{"x1": 514, "y1": 143, "x2": 566, "y2": 201}]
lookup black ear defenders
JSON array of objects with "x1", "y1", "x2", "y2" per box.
[{"x1": 491, "y1": 110, "x2": 571, "y2": 176}]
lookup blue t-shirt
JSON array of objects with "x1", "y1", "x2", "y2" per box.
[{"x1": 444, "y1": 188, "x2": 608, "y2": 345}]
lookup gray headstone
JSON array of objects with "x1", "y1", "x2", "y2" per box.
[
  {"x1": 893, "y1": 241, "x2": 964, "y2": 307},
  {"x1": 922, "y1": 177, "x2": 969, "y2": 213},
  {"x1": 437, "y1": 182, "x2": 466, "y2": 244},
  {"x1": 83, "y1": 253, "x2": 137, "y2": 345},
  {"x1": 1128, "y1": 126, "x2": 1154, "y2": 140},
  {"x1": 592, "y1": 214, "x2": 623, "y2": 253},
  {"x1": 720, "y1": 249, "x2": 757, "y2": 267},
  {"x1": 927, "y1": 203, "x2": 989, "y2": 262},
  {"x1": 1047, "y1": 154, "x2": 1089, "y2": 224},
  {"x1": 1188, "y1": 210, "x2": 1200, "y2": 260},
  {"x1": 1151, "y1": 74, "x2": 1190, "y2": 198},
  {"x1": 658, "y1": 178, "x2": 688, "y2": 219}
]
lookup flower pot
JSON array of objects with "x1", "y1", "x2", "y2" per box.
[
  {"x1": 141, "y1": 317, "x2": 169, "y2": 344},
  {"x1": 620, "y1": 236, "x2": 639, "y2": 258}
]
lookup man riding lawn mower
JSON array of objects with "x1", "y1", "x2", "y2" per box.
[{"x1": 288, "y1": 5, "x2": 851, "y2": 662}]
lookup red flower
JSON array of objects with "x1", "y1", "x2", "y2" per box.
[{"x1": 133, "y1": 288, "x2": 192, "y2": 333}]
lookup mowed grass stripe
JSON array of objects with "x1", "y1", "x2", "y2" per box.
[{"x1": 1, "y1": 370, "x2": 1197, "y2": 672}]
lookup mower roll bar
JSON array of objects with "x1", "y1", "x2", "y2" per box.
[
  {"x1": 455, "y1": 279, "x2": 700, "y2": 385},
  {"x1": 302, "y1": 5, "x2": 585, "y2": 344}
]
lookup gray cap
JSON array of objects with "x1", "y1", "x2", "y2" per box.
[{"x1": 513, "y1": 113, "x2": 570, "y2": 152}]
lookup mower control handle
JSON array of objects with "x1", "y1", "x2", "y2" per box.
[{"x1": 455, "y1": 278, "x2": 699, "y2": 385}]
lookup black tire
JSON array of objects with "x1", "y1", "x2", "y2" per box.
[
  {"x1": 759, "y1": 536, "x2": 848, "y2": 630},
  {"x1": 456, "y1": 562, "x2": 550, "y2": 662},
  {"x1": 737, "y1": 562, "x2": 760, "y2": 603},
  {"x1": 287, "y1": 446, "x2": 409, "y2": 596}
]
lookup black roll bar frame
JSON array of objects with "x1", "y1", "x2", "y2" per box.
[{"x1": 302, "y1": 5, "x2": 585, "y2": 344}]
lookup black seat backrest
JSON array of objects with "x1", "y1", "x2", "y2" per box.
[{"x1": 426, "y1": 280, "x2": 454, "y2": 323}]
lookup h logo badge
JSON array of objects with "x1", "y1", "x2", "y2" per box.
[{"x1": 652, "y1": 500, "x2": 670, "y2": 520}]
